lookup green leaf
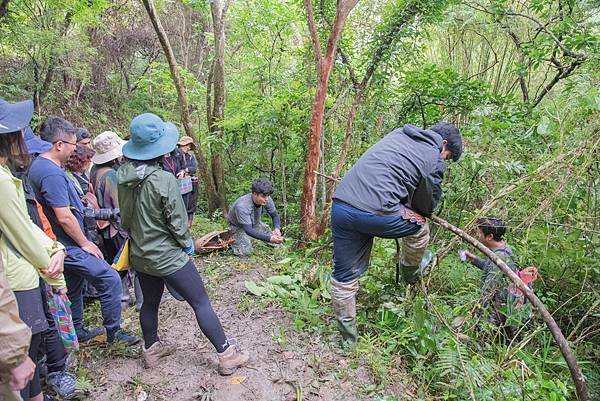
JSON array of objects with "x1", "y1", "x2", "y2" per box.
[
  {"x1": 266, "y1": 275, "x2": 293, "y2": 285},
  {"x1": 244, "y1": 280, "x2": 266, "y2": 296},
  {"x1": 537, "y1": 116, "x2": 550, "y2": 136}
]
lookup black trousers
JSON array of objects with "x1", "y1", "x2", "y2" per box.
[{"x1": 136, "y1": 260, "x2": 229, "y2": 353}]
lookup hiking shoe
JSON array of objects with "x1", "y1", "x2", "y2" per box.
[
  {"x1": 142, "y1": 341, "x2": 177, "y2": 368},
  {"x1": 47, "y1": 371, "x2": 77, "y2": 399},
  {"x1": 107, "y1": 329, "x2": 141, "y2": 346},
  {"x1": 76, "y1": 326, "x2": 106, "y2": 344},
  {"x1": 217, "y1": 341, "x2": 249, "y2": 376}
]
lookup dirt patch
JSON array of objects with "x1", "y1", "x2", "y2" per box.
[{"x1": 78, "y1": 255, "x2": 372, "y2": 401}]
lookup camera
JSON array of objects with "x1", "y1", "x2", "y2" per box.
[
  {"x1": 83, "y1": 207, "x2": 120, "y2": 222},
  {"x1": 83, "y1": 207, "x2": 120, "y2": 244}
]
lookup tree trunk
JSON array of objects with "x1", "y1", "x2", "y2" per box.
[
  {"x1": 316, "y1": 86, "x2": 363, "y2": 235},
  {"x1": 300, "y1": 0, "x2": 359, "y2": 241},
  {"x1": 315, "y1": 1, "x2": 421, "y2": 236},
  {"x1": 142, "y1": 0, "x2": 217, "y2": 213},
  {"x1": 208, "y1": 0, "x2": 228, "y2": 216}
]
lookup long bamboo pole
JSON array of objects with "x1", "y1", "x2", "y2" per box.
[{"x1": 430, "y1": 214, "x2": 588, "y2": 401}]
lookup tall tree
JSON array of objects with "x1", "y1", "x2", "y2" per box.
[
  {"x1": 465, "y1": 0, "x2": 591, "y2": 107},
  {"x1": 207, "y1": 0, "x2": 229, "y2": 216},
  {"x1": 316, "y1": 0, "x2": 449, "y2": 235},
  {"x1": 300, "y1": 0, "x2": 359, "y2": 241},
  {"x1": 142, "y1": 0, "x2": 218, "y2": 212}
]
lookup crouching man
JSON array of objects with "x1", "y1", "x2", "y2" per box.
[
  {"x1": 330, "y1": 121, "x2": 463, "y2": 346},
  {"x1": 227, "y1": 179, "x2": 283, "y2": 256}
]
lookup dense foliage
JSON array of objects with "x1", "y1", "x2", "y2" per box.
[{"x1": 1, "y1": 0, "x2": 598, "y2": 399}]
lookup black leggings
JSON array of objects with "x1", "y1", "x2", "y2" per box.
[{"x1": 136, "y1": 260, "x2": 229, "y2": 352}]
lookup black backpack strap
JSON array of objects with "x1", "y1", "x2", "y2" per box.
[{"x1": 395, "y1": 238, "x2": 401, "y2": 286}]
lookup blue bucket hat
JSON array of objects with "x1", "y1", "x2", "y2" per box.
[
  {"x1": 0, "y1": 98, "x2": 34, "y2": 134},
  {"x1": 123, "y1": 113, "x2": 179, "y2": 161},
  {"x1": 23, "y1": 127, "x2": 52, "y2": 154}
]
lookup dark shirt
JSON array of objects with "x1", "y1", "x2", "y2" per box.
[
  {"x1": 177, "y1": 151, "x2": 197, "y2": 175},
  {"x1": 227, "y1": 193, "x2": 281, "y2": 242},
  {"x1": 160, "y1": 150, "x2": 181, "y2": 177},
  {"x1": 28, "y1": 156, "x2": 85, "y2": 248},
  {"x1": 472, "y1": 245, "x2": 517, "y2": 305},
  {"x1": 13, "y1": 168, "x2": 43, "y2": 229},
  {"x1": 333, "y1": 124, "x2": 446, "y2": 217}
]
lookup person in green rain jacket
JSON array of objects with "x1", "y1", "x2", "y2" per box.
[
  {"x1": 116, "y1": 113, "x2": 249, "y2": 375},
  {"x1": 117, "y1": 158, "x2": 191, "y2": 277}
]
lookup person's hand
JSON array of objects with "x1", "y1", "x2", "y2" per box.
[
  {"x1": 55, "y1": 286, "x2": 68, "y2": 302},
  {"x1": 464, "y1": 250, "x2": 477, "y2": 261},
  {"x1": 176, "y1": 170, "x2": 187, "y2": 179},
  {"x1": 42, "y1": 250, "x2": 65, "y2": 278},
  {"x1": 270, "y1": 234, "x2": 283, "y2": 244},
  {"x1": 10, "y1": 356, "x2": 35, "y2": 391},
  {"x1": 82, "y1": 241, "x2": 104, "y2": 259},
  {"x1": 272, "y1": 228, "x2": 282, "y2": 237}
]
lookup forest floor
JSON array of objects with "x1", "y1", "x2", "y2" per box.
[{"x1": 73, "y1": 237, "x2": 410, "y2": 401}]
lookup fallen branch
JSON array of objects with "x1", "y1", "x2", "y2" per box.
[
  {"x1": 313, "y1": 170, "x2": 339, "y2": 182},
  {"x1": 430, "y1": 214, "x2": 588, "y2": 401}
]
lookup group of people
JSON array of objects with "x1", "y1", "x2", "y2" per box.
[
  {"x1": 0, "y1": 101, "x2": 248, "y2": 401},
  {"x1": 1, "y1": 94, "x2": 521, "y2": 401}
]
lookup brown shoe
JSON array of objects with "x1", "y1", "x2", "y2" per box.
[
  {"x1": 142, "y1": 340, "x2": 177, "y2": 368},
  {"x1": 217, "y1": 343, "x2": 249, "y2": 376}
]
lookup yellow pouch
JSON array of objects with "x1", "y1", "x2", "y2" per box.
[{"x1": 112, "y1": 239, "x2": 130, "y2": 272}]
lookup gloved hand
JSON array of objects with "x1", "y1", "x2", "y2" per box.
[{"x1": 184, "y1": 244, "x2": 195, "y2": 255}]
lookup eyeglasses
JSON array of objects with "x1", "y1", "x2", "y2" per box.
[{"x1": 53, "y1": 140, "x2": 77, "y2": 147}]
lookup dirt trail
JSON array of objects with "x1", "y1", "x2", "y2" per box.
[{"x1": 79, "y1": 255, "x2": 372, "y2": 401}]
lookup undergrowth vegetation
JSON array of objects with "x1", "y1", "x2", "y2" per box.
[{"x1": 2, "y1": 0, "x2": 598, "y2": 399}]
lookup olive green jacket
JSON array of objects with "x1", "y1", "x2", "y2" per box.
[{"x1": 117, "y1": 161, "x2": 192, "y2": 277}]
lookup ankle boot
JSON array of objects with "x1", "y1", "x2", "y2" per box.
[
  {"x1": 217, "y1": 344, "x2": 249, "y2": 375},
  {"x1": 142, "y1": 340, "x2": 177, "y2": 368}
]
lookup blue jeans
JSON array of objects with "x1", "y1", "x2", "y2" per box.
[
  {"x1": 331, "y1": 201, "x2": 422, "y2": 283},
  {"x1": 64, "y1": 246, "x2": 122, "y2": 334}
]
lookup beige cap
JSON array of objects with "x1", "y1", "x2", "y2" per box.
[
  {"x1": 92, "y1": 131, "x2": 126, "y2": 164},
  {"x1": 177, "y1": 136, "x2": 195, "y2": 149}
]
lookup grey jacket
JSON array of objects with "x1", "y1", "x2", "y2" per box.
[{"x1": 333, "y1": 124, "x2": 446, "y2": 216}]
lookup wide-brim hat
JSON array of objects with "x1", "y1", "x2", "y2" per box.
[
  {"x1": 92, "y1": 131, "x2": 126, "y2": 164},
  {"x1": 0, "y1": 98, "x2": 34, "y2": 134},
  {"x1": 23, "y1": 127, "x2": 52, "y2": 154},
  {"x1": 177, "y1": 135, "x2": 195, "y2": 149},
  {"x1": 123, "y1": 113, "x2": 179, "y2": 161}
]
